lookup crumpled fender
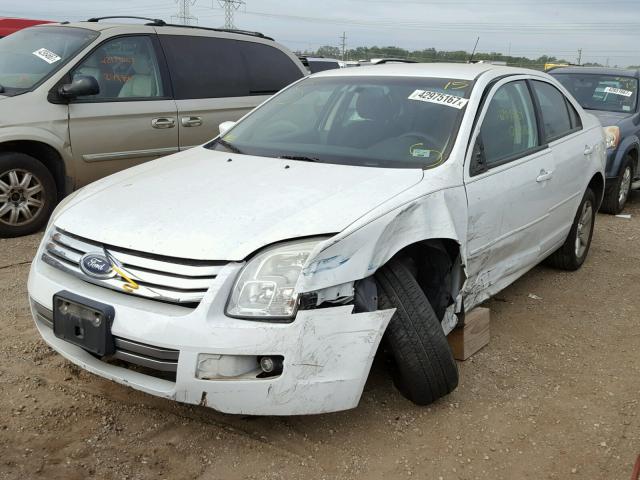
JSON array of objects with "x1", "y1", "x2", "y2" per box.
[{"x1": 296, "y1": 185, "x2": 468, "y2": 294}]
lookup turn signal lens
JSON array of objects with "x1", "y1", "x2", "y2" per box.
[{"x1": 603, "y1": 126, "x2": 621, "y2": 150}]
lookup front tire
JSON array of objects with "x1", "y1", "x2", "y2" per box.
[
  {"x1": 0, "y1": 152, "x2": 57, "y2": 238},
  {"x1": 601, "y1": 155, "x2": 633, "y2": 214},
  {"x1": 375, "y1": 256, "x2": 458, "y2": 405},
  {"x1": 546, "y1": 188, "x2": 596, "y2": 271}
]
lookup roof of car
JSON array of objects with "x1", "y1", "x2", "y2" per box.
[
  {"x1": 311, "y1": 62, "x2": 541, "y2": 80},
  {"x1": 549, "y1": 66, "x2": 640, "y2": 78}
]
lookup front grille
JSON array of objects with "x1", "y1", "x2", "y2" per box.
[
  {"x1": 42, "y1": 227, "x2": 226, "y2": 306},
  {"x1": 33, "y1": 301, "x2": 179, "y2": 374}
]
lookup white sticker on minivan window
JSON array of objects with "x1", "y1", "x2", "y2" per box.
[
  {"x1": 32, "y1": 48, "x2": 61, "y2": 64},
  {"x1": 604, "y1": 86, "x2": 633, "y2": 97},
  {"x1": 408, "y1": 90, "x2": 469, "y2": 109}
]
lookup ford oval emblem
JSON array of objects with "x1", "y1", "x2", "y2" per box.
[{"x1": 79, "y1": 253, "x2": 116, "y2": 279}]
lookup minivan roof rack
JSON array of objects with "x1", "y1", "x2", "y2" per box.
[
  {"x1": 85, "y1": 16, "x2": 273, "y2": 40},
  {"x1": 161, "y1": 23, "x2": 273, "y2": 41},
  {"x1": 87, "y1": 16, "x2": 166, "y2": 26}
]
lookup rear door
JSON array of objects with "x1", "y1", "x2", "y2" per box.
[
  {"x1": 67, "y1": 34, "x2": 178, "y2": 187},
  {"x1": 464, "y1": 78, "x2": 556, "y2": 300},
  {"x1": 158, "y1": 32, "x2": 305, "y2": 150}
]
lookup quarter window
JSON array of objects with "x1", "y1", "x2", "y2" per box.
[
  {"x1": 159, "y1": 35, "x2": 303, "y2": 99},
  {"x1": 478, "y1": 81, "x2": 539, "y2": 166},
  {"x1": 72, "y1": 36, "x2": 164, "y2": 100},
  {"x1": 531, "y1": 81, "x2": 574, "y2": 142}
]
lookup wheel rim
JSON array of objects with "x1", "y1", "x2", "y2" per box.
[
  {"x1": 574, "y1": 200, "x2": 593, "y2": 259},
  {"x1": 0, "y1": 168, "x2": 45, "y2": 227},
  {"x1": 618, "y1": 166, "x2": 632, "y2": 207}
]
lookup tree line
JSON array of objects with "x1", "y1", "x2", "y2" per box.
[{"x1": 301, "y1": 45, "x2": 615, "y2": 70}]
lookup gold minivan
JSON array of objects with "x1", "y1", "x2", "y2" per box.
[{"x1": 0, "y1": 16, "x2": 306, "y2": 237}]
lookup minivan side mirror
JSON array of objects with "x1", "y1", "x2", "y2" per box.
[
  {"x1": 219, "y1": 121, "x2": 236, "y2": 136},
  {"x1": 58, "y1": 75, "x2": 100, "y2": 99}
]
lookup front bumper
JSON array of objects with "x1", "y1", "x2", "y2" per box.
[{"x1": 28, "y1": 254, "x2": 393, "y2": 415}]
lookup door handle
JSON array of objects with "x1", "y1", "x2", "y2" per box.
[
  {"x1": 151, "y1": 117, "x2": 176, "y2": 129},
  {"x1": 536, "y1": 169, "x2": 554, "y2": 183},
  {"x1": 584, "y1": 145, "x2": 594, "y2": 156},
  {"x1": 181, "y1": 116, "x2": 203, "y2": 127}
]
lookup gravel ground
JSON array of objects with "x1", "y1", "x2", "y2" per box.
[{"x1": 0, "y1": 192, "x2": 638, "y2": 480}]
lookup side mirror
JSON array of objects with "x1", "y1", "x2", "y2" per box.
[
  {"x1": 58, "y1": 75, "x2": 100, "y2": 99},
  {"x1": 219, "y1": 121, "x2": 236, "y2": 136},
  {"x1": 470, "y1": 136, "x2": 487, "y2": 176}
]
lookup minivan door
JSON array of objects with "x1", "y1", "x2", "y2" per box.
[
  {"x1": 157, "y1": 32, "x2": 305, "y2": 149},
  {"x1": 67, "y1": 35, "x2": 178, "y2": 187}
]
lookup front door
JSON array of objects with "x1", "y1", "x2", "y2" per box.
[
  {"x1": 463, "y1": 79, "x2": 556, "y2": 306},
  {"x1": 67, "y1": 35, "x2": 178, "y2": 187}
]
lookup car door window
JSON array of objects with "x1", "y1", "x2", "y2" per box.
[
  {"x1": 531, "y1": 80, "x2": 575, "y2": 142},
  {"x1": 72, "y1": 36, "x2": 164, "y2": 100},
  {"x1": 240, "y1": 41, "x2": 305, "y2": 95},
  {"x1": 477, "y1": 80, "x2": 539, "y2": 168}
]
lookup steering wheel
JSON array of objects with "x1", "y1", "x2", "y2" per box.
[{"x1": 398, "y1": 131, "x2": 442, "y2": 149}]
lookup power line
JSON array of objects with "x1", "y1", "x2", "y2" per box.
[
  {"x1": 340, "y1": 32, "x2": 347, "y2": 61},
  {"x1": 173, "y1": 0, "x2": 198, "y2": 25},
  {"x1": 217, "y1": 0, "x2": 245, "y2": 29}
]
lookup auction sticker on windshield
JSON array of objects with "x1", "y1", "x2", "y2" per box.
[
  {"x1": 32, "y1": 48, "x2": 62, "y2": 64},
  {"x1": 604, "y1": 86, "x2": 633, "y2": 98},
  {"x1": 408, "y1": 90, "x2": 469, "y2": 109}
]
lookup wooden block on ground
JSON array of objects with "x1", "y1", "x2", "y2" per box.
[{"x1": 447, "y1": 307, "x2": 490, "y2": 361}]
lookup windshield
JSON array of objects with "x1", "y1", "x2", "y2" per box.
[
  {"x1": 208, "y1": 76, "x2": 473, "y2": 169},
  {"x1": 553, "y1": 73, "x2": 638, "y2": 114},
  {"x1": 0, "y1": 26, "x2": 98, "y2": 95}
]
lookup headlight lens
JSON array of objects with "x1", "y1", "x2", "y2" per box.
[
  {"x1": 604, "y1": 126, "x2": 621, "y2": 150},
  {"x1": 226, "y1": 239, "x2": 322, "y2": 320}
]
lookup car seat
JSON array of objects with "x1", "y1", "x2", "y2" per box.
[{"x1": 118, "y1": 54, "x2": 158, "y2": 98}]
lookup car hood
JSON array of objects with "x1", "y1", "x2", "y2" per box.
[
  {"x1": 586, "y1": 109, "x2": 632, "y2": 125},
  {"x1": 55, "y1": 147, "x2": 424, "y2": 260}
]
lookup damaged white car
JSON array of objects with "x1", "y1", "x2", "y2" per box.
[{"x1": 28, "y1": 63, "x2": 606, "y2": 415}]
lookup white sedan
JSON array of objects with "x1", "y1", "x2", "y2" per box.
[{"x1": 28, "y1": 63, "x2": 606, "y2": 415}]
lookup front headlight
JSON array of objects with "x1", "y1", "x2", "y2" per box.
[
  {"x1": 226, "y1": 238, "x2": 323, "y2": 320},
  {"x1": 604, "y1": 126, "x2": 621, "y2": 150}
]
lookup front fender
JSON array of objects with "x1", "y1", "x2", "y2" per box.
[
  {"x1": 297, "y1": 186, "x2": 468, "y2": 293},
  {"x1": 607, "y1": 134, "x2": 639, "y2": 178}
]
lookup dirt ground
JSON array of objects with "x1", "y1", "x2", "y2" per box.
[{"x1": 0, "y1": 193, "x2": 638, "y2": 480}]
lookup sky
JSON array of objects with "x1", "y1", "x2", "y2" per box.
[{"x1": 2, "y1": 0, "x2": 640, "y2": 67}]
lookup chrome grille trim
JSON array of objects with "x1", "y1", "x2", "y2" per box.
[
  {"x1": 32, "y1": 300, "x2": 179, "y2": 373},
  {"x1": 43, "y1": 228, "x2": 226, "y2": 306}
]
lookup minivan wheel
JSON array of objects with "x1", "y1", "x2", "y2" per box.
[
  {"x1": 375, "y1": 256, "x2": 458, "y2": 405},
  {"x1": 0, "y1": 153, "x2": 57, "y2": 238},
  {"x1": 601, "y1": 156, "x2": 633, "y2": 214},
  {"x1": 545, "y1": 188, "x2": 596, "y2": 271}
]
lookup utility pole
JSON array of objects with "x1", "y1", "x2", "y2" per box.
[
  {"x1": 340, "y1": 32, "x2": 347, "y2": 61},
  {"x1": 217, "y1": 0, "x2": 245, "y2": 29},
  {"x1": 173, "y1": 0, "x2": 198, "y2": 25},
  {"x1": 577, "y1": 48, "x2": 582, "y2": 65}
]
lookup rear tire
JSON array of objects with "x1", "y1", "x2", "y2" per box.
[
  {"x1": 546, "y1": 188, "x2": 596, "y2": 271},
  {"x1": 601, "y1": 156, "x2": 633, "y2": 214},
  {"x1": 0, "y1": 152, "x2": 57, "y2": 238},
  {"x1": 375, "y1": 256, "x2": 458, "y2": 405}
]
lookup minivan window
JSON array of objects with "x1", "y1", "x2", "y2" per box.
[
  {"x1": 209, "y1": 76, "x2": 474, "y2": 169},
  {"x1": 159, "y1": 35, "x2": 303, "y2": 99},
  {"x1": 72, "y1": 36, "x2": 164, "y2": 100},
  {"x1": 0, "y1": 26, "x2": 98, "y2": 95},
  {"x1": 479, "y1": 80, "x2": 539, "y2": 166},
  {"x1": 553, "y1": 73, "x2": 638, "y2": 114},
  {"x1": 531, "y1": 80, "x2": 574, "y2": 142}
]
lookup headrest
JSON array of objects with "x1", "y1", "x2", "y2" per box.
[
  {"x1": 133, "y1": 55, "x2": 151, "y2": 75},
  {"x1": 355, "y1": 88, "x2": 393, "y2": 121}
]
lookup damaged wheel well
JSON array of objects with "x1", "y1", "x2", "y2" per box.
[{"x1": 387, "y1": 238, "x2": 464, "y2": 320}]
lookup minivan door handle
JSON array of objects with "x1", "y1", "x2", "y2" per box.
[
  {"x1": 536, "y1": 169, "x2": 554, "y2": 183},
  {"x1": 181, "y1": 116, "x2": 203, "y2": 127},
  {"x1": 583, "y1": 145, "x2": 594, "y2": 156},
  {"x1": 151, "y1": 117, "x2": 176, "y2": 129}
]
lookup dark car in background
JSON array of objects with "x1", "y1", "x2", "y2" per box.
[{"x1": 550, "y1": 67, "x2": 640, "y2": 213}]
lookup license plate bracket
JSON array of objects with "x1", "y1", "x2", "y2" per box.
[{"x1": 53, "y1": 291, "x2": 115, "y2": 356}]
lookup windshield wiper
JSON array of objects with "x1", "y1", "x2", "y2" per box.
[
  {"x1": 279, "y1": 155, "x2": 320, "y2": 163},
  {"x1": 216, "y1": 138, "x2": 243, "y2": 154}
]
